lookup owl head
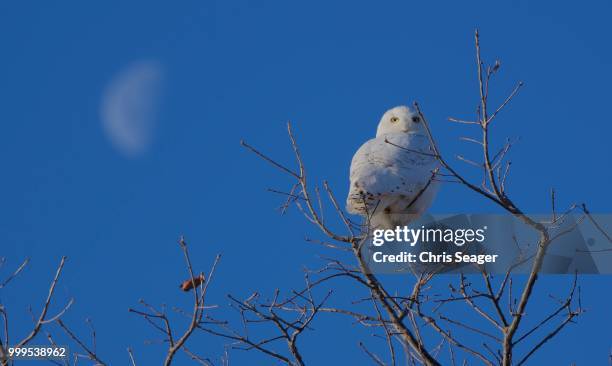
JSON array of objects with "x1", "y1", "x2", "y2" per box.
[{"x1": 376, "y1": 105, "x2": 424, "y2": 137}]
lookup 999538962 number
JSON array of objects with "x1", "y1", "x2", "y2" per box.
[{"x1": 5, "y1": 345, "x2": 68, "y2": 360}]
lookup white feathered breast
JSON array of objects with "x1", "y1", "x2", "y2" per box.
[{"x1": 346, "y1": 132, "x2": 438, "y2": 220}]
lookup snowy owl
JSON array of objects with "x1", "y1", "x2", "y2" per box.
[{"x1": 346, "y1": 106, "x2": 439, "y2": 230}]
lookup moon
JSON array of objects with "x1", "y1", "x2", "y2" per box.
[{"x1": 101, "y1": 61, "x2": 163, "y2": 157}]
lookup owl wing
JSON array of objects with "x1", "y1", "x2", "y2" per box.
[{"x1": 346, "y1": 132, "x2": 437, "y2": 215}]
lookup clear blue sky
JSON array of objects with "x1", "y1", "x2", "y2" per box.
[{"x1": 1, "y1": 1, "x2": 610, "y2": 364}]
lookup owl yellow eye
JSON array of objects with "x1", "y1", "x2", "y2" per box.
[{"x1": 390, "y1": 117, "x2": 399, "y2": 123}]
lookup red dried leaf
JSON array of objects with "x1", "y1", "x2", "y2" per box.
[{"x1": 179, "y1": 273, "x2": 205, "y2": 292}]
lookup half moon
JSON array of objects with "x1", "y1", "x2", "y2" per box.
[{"x1": 101, "y1": 61, "x2": 163, "y2": 157}]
